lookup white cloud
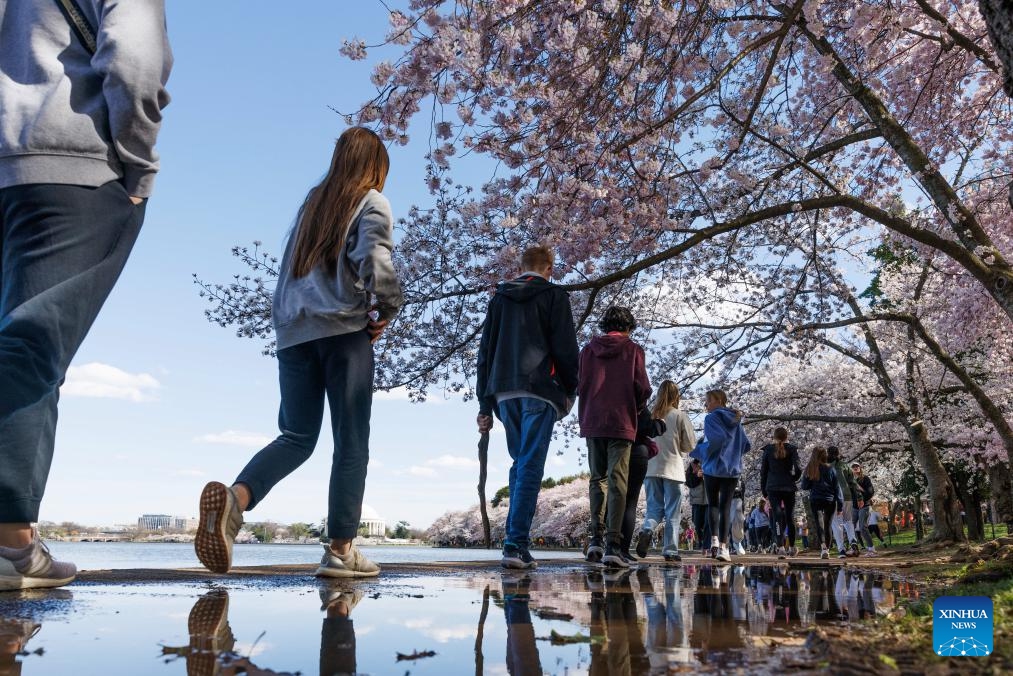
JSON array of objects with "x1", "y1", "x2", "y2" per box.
[
  {"x1": 426, "y1": 454, "x2": 479, "y2": 468},
  {"x1": 62, "y1": 362, "x2": 161, "y2": 402},
  {"x1": 373, "y1": 387, "x2": 412, "y2": 402},
  {"x1": 426, "y1": 625, "x2": 476, "y2": 643},
  {"x1": 169, "y1": 468, "x2": 206, "y2": 478},
  {"x1": 233, "y1": 641, "x2": 271, "y2": 658},
  {"x1": 409, "y1": 466, "x2": 438, "y2": 478},
  {"x1": 195, "y1": 430, "x2": 274, "y2": 447}
]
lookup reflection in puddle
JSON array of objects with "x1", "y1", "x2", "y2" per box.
[{"x1": 0, "y1": 565, "x2": 916, "y2": 674}]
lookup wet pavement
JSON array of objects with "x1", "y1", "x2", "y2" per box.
[{"x1": 0, "y1": 560, "x2": 919, "y2": 675}]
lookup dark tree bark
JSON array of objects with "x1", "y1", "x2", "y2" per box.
[
  {"x1": 908, "y1": 421, "x2": 965, "y2": 541},
  {"x1": 988, "y1": 462, "x2": 1013, "y2": 530},
  {"x1": 979, "y1": 0, "x2": 1013, "y2": 97}
]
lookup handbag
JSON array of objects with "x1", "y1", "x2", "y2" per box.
[{"x1": 54, "y1": 0, "x2": 97, "y2": 55}]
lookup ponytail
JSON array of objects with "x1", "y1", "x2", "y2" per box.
[{"x1": 773, "y1": 427, "x2": 789, "y2": 460}]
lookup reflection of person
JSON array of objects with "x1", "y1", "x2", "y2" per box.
[
  {"x1": 500, "y1": 574, "x2": 542, "y2": 675},
  {"x1": 686, "y1": 459, "x2": 711, "y2": 554},
  {"x1": 476, "y1": 246, "x2": 579, "y2": 569},
  {"x1": 320, "y1": 585, "x2": 363, "y2": 676},
  {"x1": 195, "y1": 127, "x2": 401, "y2": 578},
  {"x1": 0, "y1": 0, "x2": 171, "y2": 589},
  {"x1": 0, "y1": 617, "x2": 40, "y2": 676},
  {"x1": 639, "y1": 567, "x2": 690, "y2": 668},
  {"x1": 587, "y1": 570, "x2": 647, "y2": 676}
]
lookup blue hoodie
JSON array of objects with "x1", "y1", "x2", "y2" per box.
[{"x1": 690, "y1": 407, "x2": 750, "y2": 478}]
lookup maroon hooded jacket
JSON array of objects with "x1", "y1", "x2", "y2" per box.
[{"x1": 577, "y1": 333, "x2": 652, "y2": 441}]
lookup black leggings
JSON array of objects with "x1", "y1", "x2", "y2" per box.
[
  {"x1": 620, "y1": 445, "x2": 649, "y2": 552},
  {"x1": 768, "y1": 490, "x2": 797, "y2": 547},
  {"x1": 811, "y1": 499, "x2": 836, "y2": 549},
  {"x1": 704, "y1": 475, "x2": 738, "y2": 545}
]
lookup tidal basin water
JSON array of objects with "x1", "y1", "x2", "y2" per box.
[
  {"x1": 0, "y1": 561, "x2": 918, "y2": 675},
  {"x1": 43, "y1": 542, "x2": 584, "y2": 570}
]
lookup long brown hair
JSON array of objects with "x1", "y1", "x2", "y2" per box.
[
  {"x1": 705, "y1": 389, "x2": 728, "y2": 407},
  {"x1": 291, "y1": 127, "x2": 390, "y2": 278},
  {"x1": 652, "y1": 380, "x2": 681, "y2": 419},
  {"x1": 805, "y1": 446, "x2": 827, "y2": 481},
  {"x1": 773, "y1": 427, "x2": 789, "y2": 460}
]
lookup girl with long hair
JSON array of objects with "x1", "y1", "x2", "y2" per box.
[
  {"x1": 635, "y1": 380, "x2": 696, "y2": 561},
  {"x1": 759, "y1": 427, "x2": 802, "y2": 556},
  {"x1": 689, "y1": 389, "x2": 751, "y2": 562},
  {"x1": 195, "y1": 127, "x2": 403, "y2": 577},
  {"x1": 800, "y1": 446, "x2": 843, "y2": 559}
]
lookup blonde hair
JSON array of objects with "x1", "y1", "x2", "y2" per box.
[
  {"x1": 651, "y1": 380, "x2": 681, "y2": 419},
  {"x1": 705, "y1": 389, "x2": 728, "y2": 407}
]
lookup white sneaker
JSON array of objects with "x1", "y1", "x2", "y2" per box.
[
  {"x1": 710, "y1": 536, "x2": 719, "y2": 558},
  {"x1": 315, "y1": 544, "x2": 380, "y2": 578},
  {"x1": 716, "y1": 545, "x2": 731, "y2": 562},
  {"x1": 735, "y1": 542, "x2": 746, "y2": 556},
  {"x1": 820, "y1": 546, "x2": 829, "y2": 559}
]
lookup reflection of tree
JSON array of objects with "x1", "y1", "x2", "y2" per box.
[{"x1": 473, "y1": 584, "x2": 489, "y2": 676}]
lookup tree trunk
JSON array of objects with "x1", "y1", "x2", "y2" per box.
[
  {"x1": 979, "y1": 0, "x2": 1013, "y2": 97},
  {"x1": 914, "y1": 497, "x2": 925, "y2": 542},
  {"x1": 955, "y1": 482, "x2": 983, "y2": 541},
  {"x1": 987, "y1": 461, "x2": 1013, "y2": 529},
  {"x1": 889, "y1": 501, "x2": 901, "y2": 535},
  {"x1": 907, "y1": 421, "x2": 966, "y2": 542}
]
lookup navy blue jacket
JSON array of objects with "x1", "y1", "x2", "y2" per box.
[
  {"x1": 760, "y1": 443, "x2": 802, "y2": 494},
  {"x1": 801, "y1": 465, "x2": 844, "y2": 511},
  {"x1": 476, "y1": 274, "x2": 579, "y2": 418}
]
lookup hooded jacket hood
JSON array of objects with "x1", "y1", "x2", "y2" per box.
[
  {"x1": 711, "y1": 407, "x2": 741, "y2": 429},
  {"x1": 495, "y1": 275, "x2": 555, "y2": 303},
  {"x1": 586, "y1": 333, "x2": 632, "y2": 359},
  {"x1": 690, "y1": 406, "x2": 751, "y2": 478}
]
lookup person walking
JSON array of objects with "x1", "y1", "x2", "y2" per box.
[
  {"x1": 690, "y1": 389, "x2": 750, "y2": 562},
  {"x1": 686, "y1": 458, "x2": 710, "y2": 555},
  {"x1": 578, "y1": 307, "x2": 651, "y2": 569},
  {"x1": 475, "y1": 245, "x2": 580, "y2": 569},
  {"x1": 617, "y1": 409, "x2": 665, "y2": 564},
  {"x1": 636, "y1": 381, "x2": 695, "y2": 562},
  {"x1": 760, "y1": 428, "x2": 802, "y2": 556},
  {"x1": 866, "y1": 509, "x2": 887, "y2": 547},
  {"x1": 800, "y1": 447, "x2": 843, "y2": 560},
  {"x1": 0, "y1": 0, "x2": 172, "y2": 590},
  {"x1": 195, "y1": 127, "x2": 403, "y2": 578},
  {"x1": 852, "y1": 463, "x2": 878, "y2": 556},
  {"x1": 827, "y1": 447, "x2": 861, "y2": 557}
]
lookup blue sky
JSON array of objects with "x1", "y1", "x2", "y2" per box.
[{"x1": 46, "y1": 1, "x2": 584, "y2": 531}]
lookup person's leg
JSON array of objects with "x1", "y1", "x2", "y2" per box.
[
  {"x1": 587, "y1": 438, "x2": 609, "y2": 543},
  {"x1": 603, "y1": 439, "x2": 632, "y2": 543},
  {"x1": 768, "y1": 492, "x2": 785, "y2": 549},
  {"x1": 822, "y1": 505, "x2": 835, "y2": 549},
  {"x1": 622, "y1": 450, "x2": 648, "y2": 553},
  {"x1": 831, "y1": 506, "x2": 846, "y2": 552},
  {"x1": 0, "y1": 182, "x2": 144, "y2": 542},
  {"x1": 704, "y1": 476, "x2": 722, "y2": 550},
  {"x1": 782, "y1": 492, "x2": 797, "y2": 548},
  {"x1": 717, "y1": 478, "x2": 737, "y2": 545},
  {"x1": 321, "y1": 331, "x2": 376, "y2": 548},
  {"x1": 661, "y1": 480, "x2": 684, "y2": 554},
  {"x1": 842, "y1": 503, "x2": 858, "y2": 548},
  {"x1": 641, "y1": 477, "x2": 665, "y2": 535},
  {"x1": 233, "y1": 342, "x2": 326, "y2": 510},
  {"x1": 497, "y1": 398, "x2": 524, "y2": 548}
]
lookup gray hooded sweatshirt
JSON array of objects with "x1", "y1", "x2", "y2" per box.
[
  {"x1": 273, "y1": 189, "x2": 404, "y2": 350},
  {"x1": 0, "y1": 0, "x2": 172, "y2": 197}
]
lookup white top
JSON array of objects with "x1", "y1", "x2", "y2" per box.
[{"x1": 645, "y1": 408, "x2": 695, "y2": 482}]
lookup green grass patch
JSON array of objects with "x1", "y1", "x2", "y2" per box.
[{"x1": 884, "y1": 523, "x2": 1009, "y2": 548}]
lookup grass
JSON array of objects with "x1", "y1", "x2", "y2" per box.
[{"x1": 883, "y1": 523, "x2": 1009, "y2": 549}]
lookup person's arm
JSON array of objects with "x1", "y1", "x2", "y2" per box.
[
  {"x1": 347, "y1": 195, "x2": 404, "y2": 322},
  {"x1": 831, "y1": 469, "x2": 844, "y2": 512},
  {"x1": 548, "y1": 290, "x2": 580, "y2": 401},
  {"x1": 678, "y1": 413, "x2": 696, "y2": 456},
  {"x1": 760, "y1": 449, "x2": 769, "y2": 497},
  {"x1": 632, "y1": 345, "x2": 651, "y2": 410},
  {"x1": 475, "y1": 299, "x2": 497, "y2": 419},
  {"x1": 703, "y1": 412, "x2": 728, "y2": 454},
  {"x1": 865, "y1": 477, "x2": 875, "y2": 501},
  {"x1": 93, "y1": 0, "x2": 173, "y2": 198},
  {"x1": 791, "y1": 448, "x2": 803, "y2": 482}
]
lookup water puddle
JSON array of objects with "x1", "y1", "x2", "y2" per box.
[{"x1": 0, "y1": 564, "x2": 919, "y2": 674}]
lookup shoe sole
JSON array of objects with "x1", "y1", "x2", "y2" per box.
[
  {"x1": 586, "y1": 549, "x2": 604, "y2": 563},
  {"x1": 188, "y1": 591, "x2": 231, "y2": 653},
  {"x1": 195, "y1": 481, "x2": 234, "y2": 574},
  {"x1": 313, "y1": 566, "x2": 380, "y2": 578},
  {"x1": 0, "y1": 574, "x2": 76, "y2": 591},
  {"x1": 501, "y1": 559, "x2": 537, "y2": 570},
  {"x1": 602, "y1": 556, "x2": 629, "y2": 569}
]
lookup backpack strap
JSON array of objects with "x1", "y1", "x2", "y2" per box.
[{"x1": 54, "y1": 0, "x2": 97, "y2": 55}]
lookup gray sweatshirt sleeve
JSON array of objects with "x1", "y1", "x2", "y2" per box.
[
  {"x1": 348, "y1": 194, "x2": 404, "y2": 321},
  {"x1": 92, "y1": 0, "x2": 173, "y2": 198}
]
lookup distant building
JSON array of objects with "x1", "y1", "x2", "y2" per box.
[
  {"x1": 360, "y1": 504, "x2": 386, "y2": 537},
  {"x1": 137, "y1": 514, "x2": 198, "y2": 531}
]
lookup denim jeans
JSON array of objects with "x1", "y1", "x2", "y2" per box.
[
  {"x1": 504, "y1": 595, "x2": 542, "y2": 674},
  {"x1": 832, "y1": 502, "x2": 857, "y2": 550},
  {"x1": 0, "y1": 181, "x2": 145, "y2": 522},
  {"x1": 235, "y1": 331, "x2": 373, "y2": 540},
  {"x1": 855, "y1": 505, "x2": 874, "y2": 548},
  {"x1": 587, "y1": 437, "x2": 632, "y2": 542},
  {"x1": 642, "y1": 477, "x2": 684, "y2": 553},
  {"x1": 497, "y1": 397, "x2": 555, "y2": 548}
]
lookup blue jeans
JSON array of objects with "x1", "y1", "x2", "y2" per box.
[
  {"x1": 235, "y1": 331, "x2": 373, "y2": 540},
  {"x1": 0, "y1": 182, "x2": 145, "y2": 522},
  {"x1": 497, "y1": 397, "x2": 555, "y2": 548},
  {"x1": 642, "y1": 477, "x2": 684, "y2": 552}
]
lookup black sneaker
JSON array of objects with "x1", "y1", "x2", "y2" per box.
[
  {"x1": 635, "y1": 529, "x2": 652, "y2": 558},
  {"x1": 662, "y1": 549, "x2": 682, "y2": 562},
  {"x1": 586, "y1": 537, "x2": 604, "y2": 564},
  {"x1": 501, "y1": 544, "x2": 537, "y2": 570},
  {"x1": 849, "y1": 541, "x2": 860, "y2": 557},
  {"x1": 602, "y1": 542, "x2": 630, "y2": 569},
  {"x1": 620, "y1": 550, "x2": 638, "y2": 566}
]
